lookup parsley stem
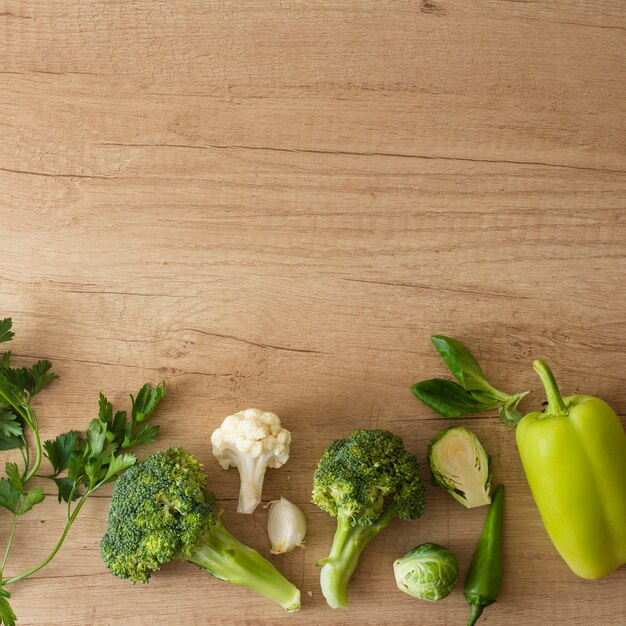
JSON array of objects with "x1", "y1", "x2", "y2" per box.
[
  {"x1": 4, "y1": 492, "x2": 90, "y2": 585},
  {"x1": 18, "y1": 445, "x2": 28, "y2": 480},
  {"x1": 66, "y1": 483, "x2": 78, "y2": 522},
  {"x1": 1, "y1": 514, "x2": 18, "y2": 574},
  {"x1": 22, "y1": 427, "x2": 42, "y2": 483}
]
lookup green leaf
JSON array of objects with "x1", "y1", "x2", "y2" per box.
[
  {"x1": 0, "y1": 352, "x2": 10, "y2": 369},
  {"x1": 67, "y1": 453, "x2": 86, "y2": 483},
  {"x1": 131, "y1": 382, "x2": 166, "y2": 423},
  {"x1": 411, "y1": 379, "x2": 500, "y2": 418},
  {"x1": 0, "y1": 480, "x2": 42, "y2": 514},
  {"x1": 0, "y1": 411, "x2": 22, "y2": 441},
  {"x1": 122, "y1": 423, "x2": 160, "y2": 449},
  {"x1": 29, "y1": 360, "x2": 58, "y2": 396},
  {"x1": 52, "y1": 477, "x2": 79, "y2": 503},
  {"x1": 86, "y1": 419, "x2": 106, "y2": 457},
  {"x1": 0, "y1": 479, "x2": 21, "y2": 513},
  {"x1": 102, "y1": 452, "x2": 136, "y2": 483},
  {"x1": 0, "y1": 358, "x2": 57, "y2": 400},
  {"x1": 68, "y1": 383, "x2": 165, "y2": 491},
  {"x1": 0, "y1": 320, "x2": 13, "y2": 345},
  {"x1": 84, "y1": 458, "x2": 103, "y2": 488},
  {"x1": 0, "y1": 371, "x2": 27, "y2": 406},
  {"x1": 20, "y1": 487, "x2": 45, "y2": 514},
  {"x1": 0, "y1": 369, "x2": 31, "y2": 398},
  {"x1": 0, "y1": 596, "x2": 16, "y2": 626},
  {"x1": 43, "y1": 431, "x2": 80, "y2": 475},
  {"x1": 431, "y1": 336, "x2": 494, "y2": 393},
  {"x1": 111, "y1": 411, "x2": 127, "y2": 439},
  {"x1": 5, "y1": 462, "x2": 22, "y2": 493},
  {"x1": 0, "y1": 435, "x2": 22, "y2": 452},
  {"x1": 98, "y1": 393, "x2": 113, "y2": 426},
  {"x1": 499, "y1": 391, "x2": 530, "y2": 427}
]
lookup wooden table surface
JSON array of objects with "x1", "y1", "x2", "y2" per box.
[{"x1": 2, "y1": 1, "x2": 626, "y2": 624}]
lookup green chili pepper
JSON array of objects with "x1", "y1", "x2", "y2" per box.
[{"x1": 464, "y1": 484, "x2": 504, "y2": 626}]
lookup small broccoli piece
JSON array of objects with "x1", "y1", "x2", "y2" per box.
[
  {"x1": 100, "y1": 448, "x2": 301, "y2": 611},
  {"x1": 312, "y1": 429, "x2": 426, "y2": 609}
]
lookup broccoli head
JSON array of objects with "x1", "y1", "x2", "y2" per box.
[
  {"x1": 100, "y1": 447, "x2": 300, "y2": 611},
  {"x1": 312, "y1": 429, "x2": 426, "y2": 608}
]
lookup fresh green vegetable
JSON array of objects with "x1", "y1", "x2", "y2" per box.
[
  {"x1": 312, "y1": 429, "x2": 426, "y2": 609},
  {"x1": 0, "y1": 317, "x2": 165, "y2": 625},
  {"x1": 411, "y1": 336, "x2": 529, "y2": 425},
  {"x1": 393, "y1": 542, "x2": 458, "y2": 602},
  {"x1": 464, "y1": 484, "x2": 504, "y2": 626},
  {"x1": 428, "y1": 427, "x2": 492, "y2": 509},
  {"x1": 100, "y1": 447, "x2": 301, "y2": 611},
  {"x1": 516, "y1": 360, "x2": 626, "y2": 579}
]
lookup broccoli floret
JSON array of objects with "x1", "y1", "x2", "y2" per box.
[
  {"x1": 312, "y1": 429, "x2": 426, "y2": 608},
  {"x1": 100, "y1": 448, "x2": 301, "y2": 611}
]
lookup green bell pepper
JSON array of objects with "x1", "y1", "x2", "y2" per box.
[{"x1": 516, "y1": 360, "x2": 626, "y2": 579}]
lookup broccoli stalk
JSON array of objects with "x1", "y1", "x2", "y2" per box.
[
  {"x1": 101, "y1": 448, "x2": 300, "y2": 612},
  {"x1": 312, "y1": 429, "x2": 426, "y2": 609},
  {"x1": 318, "y1": 505, "x2": 397, "y2": 608},
  {"x1": 187, "y1": 523, "x2": 301, "y2": 611}
]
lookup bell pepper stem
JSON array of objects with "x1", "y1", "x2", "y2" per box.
[{"x1": 532, "y1": 359, "x2": 568, "y2": 416}]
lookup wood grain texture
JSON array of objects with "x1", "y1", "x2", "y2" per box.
[{"x1": 1, "y1": 1, "x2": 625, "y2": 624}]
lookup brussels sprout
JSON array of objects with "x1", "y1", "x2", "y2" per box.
[
  {"x1": 393, "y1": 543, "x2": 458, "y2": 602},
  {"x1": 428, "y1": 427, "x2": 492, "y2": 509}
]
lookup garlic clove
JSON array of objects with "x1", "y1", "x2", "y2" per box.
[{"x1": 267, "y1": 497, "x2": 307, "y2": 554}]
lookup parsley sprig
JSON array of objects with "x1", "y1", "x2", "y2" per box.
[{"x1": 0, "y1": 318, "x2": 166, "y2": 625}]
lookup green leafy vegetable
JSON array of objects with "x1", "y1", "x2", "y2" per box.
[
  {"x1": 312, "y1": 429, "x2": 426, "y2": 609},
  {"x1": 411, "y1": 336, "x2": 529, "y2": 425},
  {"x1": 0, "y1": 480, "x2": 44, "y2": 516},
  {"x1": 0, "y1": 320, "x2": 14, "y2": 345},
  {"x1": 43, "y1": 431, "x2": 80, "y2": 475},
  {"x1": 393, "y1": 543, "x2": 458, "y2": 602},
  {"x1": 100, "y1": 448, "x2": 301, "y2": 611},
  {"x1": 0, "y1": 413, "x2": 21, "y2": 443},
  {"x1": 428, "y1": 427, "x2": 492, "y2": 508},
  {"x1": 0, "y1": 597, "x2": 15, "y2": 626},
  {"x1": 0, "y1": 317, "x2": 166, "y2": 625}
]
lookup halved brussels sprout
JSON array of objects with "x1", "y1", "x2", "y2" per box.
[
  {"x1": 428, "y1": 426, "x2": 491, "y2": 508},
  {"x1": 393, "y1": 543, "x2": 458, "y2": 602}
]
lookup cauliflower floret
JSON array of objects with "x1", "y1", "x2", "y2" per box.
[{"x1": 211, "y1": 408, "x2": 291, "y2": 513}]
